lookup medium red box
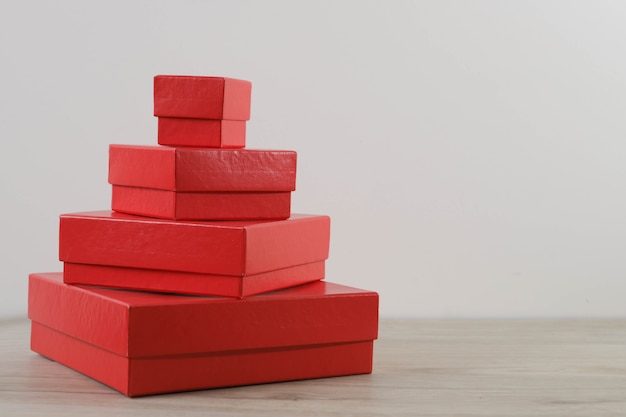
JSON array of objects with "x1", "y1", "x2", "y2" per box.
[
  {"x1": 158, "y1": 118, "x2": 246, "y2": 148},
  {"x1": 59, "y1": 211, "x2": 330, "y2": 296},
  {"x1": 28, "y1": 272, "x2": 379, "y2": 397},
  {"x1": 108, "y1": 145, "x2": 297, "y2": 192},
  {"x1": 112, "y1": 186, "x2": 291, "y2": 221},
  {"x1": 108, "y1": 145, "x2": 296, "y2": 221},
  {"x1": 154, "y1": 75, "x2": 251, "y2": 120}
]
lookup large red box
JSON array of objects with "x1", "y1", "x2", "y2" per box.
[
  {"x1": 154, "y1": 75, "x2": 251, "y2": 120},
  {"x1": 28, "y1": 273, "x2": 379, "y2": 397},
  {"x1": 111, "y1": 186, "x2": 291, "y2": 221},
  {"x1": 158, "y1": 118, "x2": 246, "y2": 148},
  {"x1": 108, "y1": 145, "x2": 297, "y2": 192},
  {"x1": 59, "y1": 211, "x2": 330, "y2": 296}
]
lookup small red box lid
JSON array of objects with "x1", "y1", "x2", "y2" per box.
[
  {"x1": 59, "y1": 211, "x2": 330, "y2": 276},
  {"x1": 108, "y1": 145, "x2": 296, "y2": 192},
  {"x1": 28, "y1": 273, "x2": 379, "y2": 358},
  {"x1": 154, "y1": 75, "x2": 251, "y2": 120}
]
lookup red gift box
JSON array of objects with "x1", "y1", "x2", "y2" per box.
[
  {"x1": 154, "y1": 75, "x2": 251, "y2": 120},
  {"x1": 28, "y1": 272, "x2": 379, "y2": 397},
  {"x1": 108, "y1": 145, "x2": 297, "y2": 192},
  {"x1": 108, "y1": 145, "x2": 296, "y2": 220},
  {"x1": 59, "y1": 211, "x2": 330, "y2": 296},
  {"x1": 158, "y1": 118, "x2": 246, "y2": 148}
]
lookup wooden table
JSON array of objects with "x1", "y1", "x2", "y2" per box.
[{"x1": 1, "y1": 318, "x2": 625, "y2": 416}]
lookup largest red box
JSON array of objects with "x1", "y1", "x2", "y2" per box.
[
  {"x1": 28, "y1": 273, "x2": 379, "y2": 397},
  {"x1": 59, "y1": 211, "x2": 330, "y2": 297}
]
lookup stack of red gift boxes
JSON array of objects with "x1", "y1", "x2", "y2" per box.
[{"x1": 27, "y1": 75, "x2": 379, "y2": 397}]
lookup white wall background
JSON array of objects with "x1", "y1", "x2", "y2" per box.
[{"x1": 2, "y1": 1, "x2": 626, "y2": 319}]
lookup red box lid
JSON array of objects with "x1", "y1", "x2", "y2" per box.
[
  {"x1": 28, "y1": 272, "x2": 379, "y2": 358},
  {"x1": 154, "y1": 75, "x2": 251, "y2": 120},
  {"x1": 59, "y1": 211, "x2": 330, "y2": 276},
  {"x1": 108, "y1": 145, "x2": 296, "y2": 192}
]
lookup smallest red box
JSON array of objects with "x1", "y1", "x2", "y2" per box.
[
  {"x1": 154, "y1": 75, "x2": 251, "y2": 120},
  {"x1": 158, "y1": 118, "x2": 246, "y2": 148}
]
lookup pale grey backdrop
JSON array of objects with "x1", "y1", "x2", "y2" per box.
[{"x1": 2, "y1": 1, "x2": 625, "y2": 318}]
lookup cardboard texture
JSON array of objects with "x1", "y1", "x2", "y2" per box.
[
  {"x1": 154, "y1": 75, "x2": 251, "y2": 120},
  {"x1": 108, "y1": 145, "x2": 297, "y2": 192},
  {"x1": 59, "y1": 211, "x2": 330, "y2": 294},
  {"x1": 28, "y1": 273, "x2": 379, "y2": 396},
  {"x1": 63, "y1": 261, "x2": 325, "y2": 297},
  {"x1": 158, "y1": 118, "x2": 246, "y2": 148},
  {"x1": 111, "y1": 186, "x2": 291, "y2": 221}
]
